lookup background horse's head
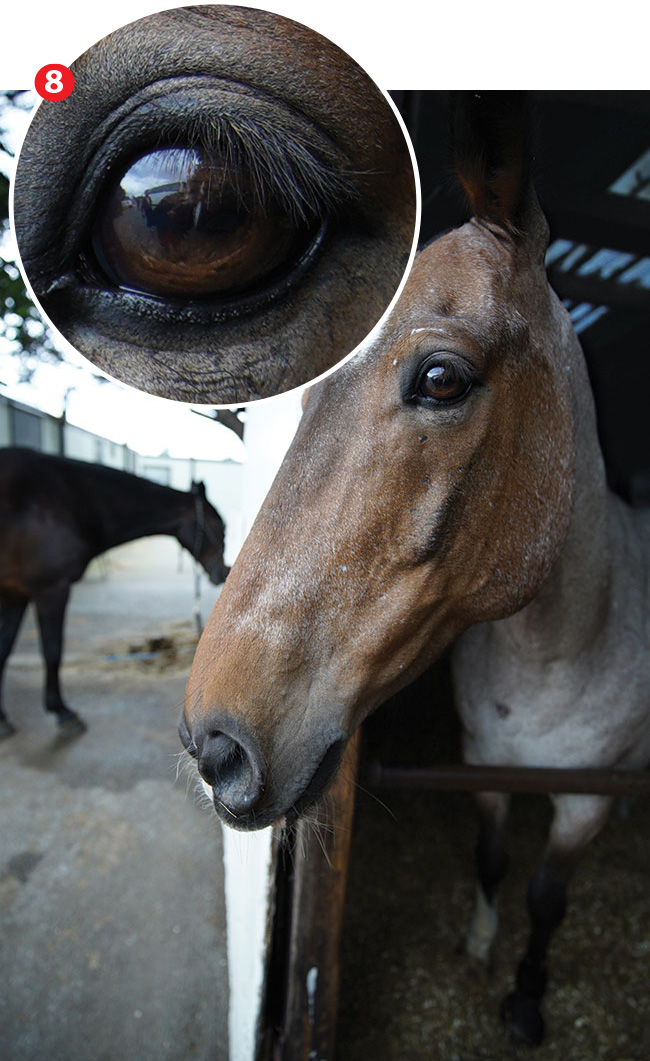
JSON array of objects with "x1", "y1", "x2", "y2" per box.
[
  {"x1": 183, "y1": 93, "x2": 589, "y2": 829},
  {"x1": 177, "y1": 481, "x2": 230, "y2": 587}
]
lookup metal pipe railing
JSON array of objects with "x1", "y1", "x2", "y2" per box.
[{"x1": 363, "y1": 759, "x2": 650, "y2": 797}]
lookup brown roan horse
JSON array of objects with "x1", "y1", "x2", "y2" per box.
[
  {"x1": 0, "y1": 447, "x2": 229, "y2": 737},
  {"x1": 182, "y1": 94, "x2": 650, "y2": 1044}
]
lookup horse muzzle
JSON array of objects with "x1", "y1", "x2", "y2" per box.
[
  {"x1": 179, "y1": 713, "x2": 346, "y2": 831},
  {"x1": 209, "y1": 562, "x2": 231, "y2": 586}
]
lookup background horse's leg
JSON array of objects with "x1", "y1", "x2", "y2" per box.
[
  {"x1": 467, "y1": 790, "x2": 510, "y2": 964},
  {"x1": 0, "y1": 597, "x2": 28, "y2": 736},
  {"x1": 502, "y1": 793, "x2": 613, "y2": 1046},
  {"x1": 33, "y1": 582, "x2": 86, "y2": 733}
]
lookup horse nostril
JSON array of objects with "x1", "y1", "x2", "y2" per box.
[{"x1": 198, "y1": 730, "x2": 265, "y2": 819}]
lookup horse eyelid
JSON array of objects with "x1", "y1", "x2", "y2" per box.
[
  {"x1": 407, "y1": 354, "x2": 477, "y2": 399},
  {"x1": 57, "y1": 127, "x2": 363, "y2": 309}
]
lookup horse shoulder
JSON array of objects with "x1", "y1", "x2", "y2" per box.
[{"x1": 453, "y1": 493, "x2": 650, "y2": 769}]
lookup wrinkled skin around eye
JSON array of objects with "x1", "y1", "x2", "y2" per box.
[
  {"x1": 92, "y1": 148, "x2": 315, "y2": 298},
  {"x1": 12, "y1": 7, "x2": 418, "y2": 404}
]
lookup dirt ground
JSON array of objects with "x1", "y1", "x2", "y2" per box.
[
  {"x1": 336, "y1": 665, "x2": 650, "y2": 1061},
  {"x1": 0, "y1": 538, "x2": 229, "y2": 1061}
]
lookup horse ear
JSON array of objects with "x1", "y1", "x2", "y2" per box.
[
  {"x1": 451, "y1": 91, "x2": 539, "y2": 236},
  {"x1": 191, "y1": 481, "x2": 207, "y2": 498}
]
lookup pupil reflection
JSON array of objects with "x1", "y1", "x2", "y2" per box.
[
  {"x1": 126, "y1": 151, "x2": 245, "y2": 235},
  {"x1": 425, "y1": 365, "x2": 454, "y2": 394},
  {"x1": 421, "y1": 362, "x2": 469, "y2": 402},
  {"x1": 92, "y1": 148, "x2": 310, "y2": 299}
]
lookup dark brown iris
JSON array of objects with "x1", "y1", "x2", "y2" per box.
[
  {"x1": 420, "y1": 361, "x2": 471, "y2": 402},
  {"x1": 92, "y1": 148, "x2": 309, "y2": 299}
]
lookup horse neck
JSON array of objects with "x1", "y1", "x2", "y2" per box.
[
  {"x1": 499, "y1": 313, "x2": 615, "y2": 661},
  {"x1": 87, "y1": 475, "x2": 192, "y2": 553}
]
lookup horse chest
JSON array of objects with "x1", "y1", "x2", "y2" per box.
[{"x1": 452, "y1": 599, "x2": 650, "y2": 769}]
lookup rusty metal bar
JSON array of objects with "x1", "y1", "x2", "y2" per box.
[{"x1": 363, "y1": 759, "x2": 650, "y2": 797}]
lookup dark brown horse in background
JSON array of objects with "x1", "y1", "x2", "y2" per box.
[
  {"x1": 182, "y1": 93, "x2": 649, "y2": 1045},
  {"x1": 0, "y1": 447, "x2": 229, "y2": 737}
]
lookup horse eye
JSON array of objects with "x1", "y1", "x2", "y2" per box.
[
  {"x1": 90, "y1": 148, "x2": 317, "y2": 299},
  {"x1": 417, "y1": 359, "x2": 473, "y2": 404}
]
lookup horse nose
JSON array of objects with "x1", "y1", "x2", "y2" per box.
[
  {"x1": 210, "y1": 563, "x2": 230, "y2": 586},
  {"x1": 197, "y1": 728, "x2": 265, "y2": 819}
]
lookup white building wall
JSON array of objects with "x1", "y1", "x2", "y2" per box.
[
  {"x1": 222, "y1": 389, "x2": 303, "y2": 1061},
  {"x1": 41, "y1": 417, "x2": 62, "y2": 454},
  {"x1": 63, "y1": 423, "x2": 129, "y2": 467}
]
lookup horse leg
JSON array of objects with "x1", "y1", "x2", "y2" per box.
[
  {"x1": 0, "y1": 597, "x2": 29, "y2": 736},
  {"x1": 502, "y1": 793, "x2": 613, "y2": 1046},
  {"x1": 467, "y1": 790, "x2": 511, "y2": 965},
  {"x1": 33, "y1": 582, "x2": 86, "y2": 733}
]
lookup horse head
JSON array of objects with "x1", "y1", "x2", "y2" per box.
[
  {"x1": 182, "y1": 92, "x2": 584, "y2": 829},
  {"x1": 181, "y1": 481, "x2": 230, "y2": 586}
]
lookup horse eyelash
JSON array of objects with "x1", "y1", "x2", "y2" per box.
[{"x1": 179, "y1": 112, "x2": 363, "y2": 224}]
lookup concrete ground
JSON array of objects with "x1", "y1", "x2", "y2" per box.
[{"x1": 0, "y1": 538, "x2": 228, "y2": 1061}]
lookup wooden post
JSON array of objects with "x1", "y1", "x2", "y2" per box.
[{"x1": 269, "y1": 731, "x2": 361, "y2": 1061}]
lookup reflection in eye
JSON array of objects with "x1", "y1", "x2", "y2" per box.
[
  {"x1": 91, "y1": 148, "x2": 318, "y2": 299},
  {"x1": 417, "y1": 359, "x2": 474, "y2": 404}
]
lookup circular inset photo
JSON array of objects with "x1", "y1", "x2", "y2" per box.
[{"x1": 12, "y1": 5, "x2": 418, "y2": 405}]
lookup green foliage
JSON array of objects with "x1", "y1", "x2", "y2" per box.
[{"x1": 1, "y1": 90, "x2": 62, "y2": 380}]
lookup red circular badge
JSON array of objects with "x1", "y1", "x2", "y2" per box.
[{"x1": 34, "y1": 64, "x2": 75, "y2": 101}]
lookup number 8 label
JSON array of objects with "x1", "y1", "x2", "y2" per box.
[
  {"x1": 45, "y1": 70, "x2": 64, "y2": 93},
  {"x1": 34, "y1": 64, "x2": 75, "y2": 101}
]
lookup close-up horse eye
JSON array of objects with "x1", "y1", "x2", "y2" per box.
[
  {"x1": 11, "y1": 5, "x2": 418, "y2": 405},
  {"x1": 415, "y1": 357, "x2": 474, "y2": 404},
  {"x1": 90, "y1": 147, "x2": 321, "y2": 300}
]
